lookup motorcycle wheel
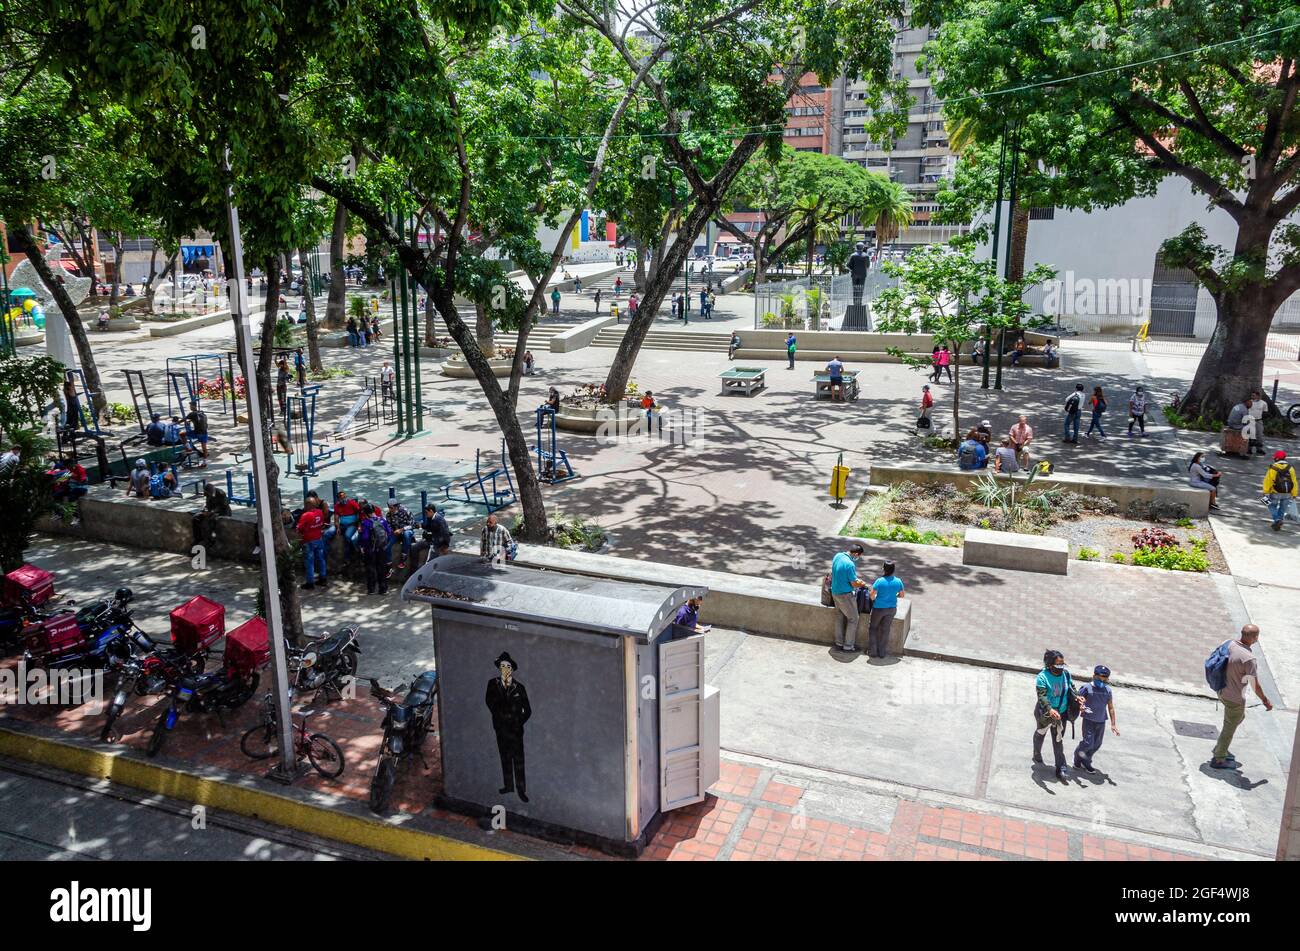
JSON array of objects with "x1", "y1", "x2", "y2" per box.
[
  {"x1": 369, "y1": 757, "x2": 396, "y2": 813},
  {"x1": 239, "y1": 723, "x2": 277, "y2": 760},
  {"x1": 100, "y1": 705, "x2": 123, "y2": 743},
  {"x1": 307, "y1": 733, "x2": 345, "y2": 779},
  {"x1": 340, "y1": 648, "x2": 359, "y2": 680},
  {"x1": 224, "y1": 672, "x2": 260, "y2": 710},
  {"x1": 146, "y1": 709, "x2": 170, "y2": 758}
]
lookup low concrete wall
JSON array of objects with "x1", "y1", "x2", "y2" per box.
[
  {"x1": 963, "y1": 527, "x2": 1068, "y2": 575},
  {"x1": 15, "y1": 330, "x2": 43, "y2": 348},
  {"x1": 513, "y1": 546, "x2": 912, "y2": 654},
  {"x1": 868, "y1": 463, "x2": 1209, "y2": 517},
  {"x1": 441, "y1": 358, "x2": 511, "y2": 378},
  {"x1": 550, "y1": 315, "x2": 616, "y2": 353},
  {"x1": 148, "y1": 309, "x2": 231, "y2": 337},
  {"x1": 732, "y1": 330, "x2": 1061, "y2": 367}
]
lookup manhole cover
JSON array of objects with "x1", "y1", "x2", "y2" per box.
[{"x1": 1173, "y1": 720, "x2": 1218, "y2": 740}]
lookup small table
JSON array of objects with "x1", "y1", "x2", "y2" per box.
[
  {"x1": 813, "y1": 370, "x2": 859, "y2": 401},
  {"x1": 719, "y1": 366, "x2": 767, "y2": 397}
]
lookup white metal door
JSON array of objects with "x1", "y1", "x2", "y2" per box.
[{"x1": 659, "y1": 635, "x2": 705, "y2": 811}]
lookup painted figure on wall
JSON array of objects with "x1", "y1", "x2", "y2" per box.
[{"x1": 485, "y1": 652, "x2": 532, "y2": 802}]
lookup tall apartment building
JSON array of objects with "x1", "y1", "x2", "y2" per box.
[{"x1": 782, "y1": 73, "x2": 834, "y2": 154}]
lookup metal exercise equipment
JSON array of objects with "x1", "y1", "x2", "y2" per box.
[
  {"x1": 534, "y1": 406, "x2": 575, "y2": 484},
  {"x1": 442, "y1": 439, "x2": 516, "y2": 512},
  {"x1": 166, "y1": 354, "x2": 227, "y2": 417},
  {"x1": 285, "y1": 385, "x2": 345, "y2": 475}
]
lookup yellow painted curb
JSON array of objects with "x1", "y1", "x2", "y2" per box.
[{"x1": 0, "y1": 727, "x2": 525, "y2": 861}]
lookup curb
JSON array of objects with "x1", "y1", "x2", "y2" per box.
[{"x1": 0, "y1": 723, "x2": 525, "y2": 862}]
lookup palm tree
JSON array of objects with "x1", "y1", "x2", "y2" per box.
[{"x1": 867, "y1": 180, "x2": 913, "y2": 257}]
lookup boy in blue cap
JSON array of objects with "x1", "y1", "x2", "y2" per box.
[{"x1": 1074, "y1": 665, "x2": 1119, "y2": 773}]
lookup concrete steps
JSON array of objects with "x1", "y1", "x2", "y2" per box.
[{"x1": 589, "y1": 327, "x2": 732, "y2": 352}]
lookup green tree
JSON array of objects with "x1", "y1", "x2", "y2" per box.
[
  {"x1": 874, "y1": 244, "x2": 1055, "y2": 436},
  {"x1": 917, "y1": 0, "x2": 1300, "y2": 420}
]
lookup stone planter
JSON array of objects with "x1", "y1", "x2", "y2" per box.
[
  {"x1": 441, "y1": 355, "x2": 513, "y2": 378},
  {"x1": 555, "y1": 403, "x2": 645, "y2": 435}
]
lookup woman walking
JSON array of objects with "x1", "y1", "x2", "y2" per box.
[{"x1": 1086, "y1": 386, "x2": 1108, "y2": 439}]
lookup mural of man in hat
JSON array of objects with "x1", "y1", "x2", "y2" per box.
[{"x1": 485, "y1": 652, "x2": 532, "y2": 802}]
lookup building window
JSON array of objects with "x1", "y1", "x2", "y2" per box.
[
  {"x1": 1029, "y1": 206, "x2": 1055, "y2": 220},
  {"x1": 796, "y1": 147, "x2": 823, "y2": 153}
]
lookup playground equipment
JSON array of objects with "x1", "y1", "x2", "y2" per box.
[
  {"x1": 285, "y1": 385, "x2": 345, "y2": 475},
  {"x1": 121, "y1": 369, "x2": 156, "y2": 435},
  {"x1": 166, "y1": 354, "x2": 228, "y2": 417},
  {"x1": 534, "y1": 406, "x2": 575, "y2": 484},
  {"x1": 442, "y1": 439, "x2": 516, "y2": 513}
]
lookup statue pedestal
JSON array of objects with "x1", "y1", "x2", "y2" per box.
[{"x1": 842, "y1": 303, "x2": 871, "y2": 331}]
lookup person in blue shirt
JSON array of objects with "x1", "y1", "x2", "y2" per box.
[
  {"x1": 1073, "y1": 665, "x2": 1119, "y2": 774},
  {"x1": 148, "y1": 469, "x2": 178, "y2": 499},
  {"x1": 866, "y1": 561, "x2": 905, "y2": 658},
  {"x1": 145, "y1": 413, "x2": 167, "y2": 447},
  {"x1": 957, "y1": 436, "x2": 987, "y2": 470},
  {"x1": 1034, "y1": 649, "x2": 1085, "y2": 782},
  {"x1": 826, "y1": 355, "x2": 845, "y2": 402},
  {"x1": 670, "y1": 595, "x2": 711, "y2": 640},
  {"x1": 829, "y1": 543, "x2": 866, "y2": 652},
  {"x1": 785, "y1": 332, "x2": 797, "y2": 370}
]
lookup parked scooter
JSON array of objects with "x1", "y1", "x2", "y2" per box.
[
  {"x1": 146, "y1": 667, "x2": 260, "y2": 757},
  {"x1": 288, "y1": 626, "x2": 360, "y2": 700},
  {"x1": 368, "y1": 672, "x2": 438, "y2": 814}
]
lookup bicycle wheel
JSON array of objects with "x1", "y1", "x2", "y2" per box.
[
  {"x1": 369, "y1": 757, "x2": 396, "y2": 814},
  {"x1": 240, "y1": 723, "x2": 278, "y2": 760},
  {"x1": 306, "y1": 733, "x2": 345, "y2": 779}
]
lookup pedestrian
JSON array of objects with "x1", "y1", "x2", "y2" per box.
[
  {"x1": 729, "y1": 331, "x2": 741, "y2": 360},
  {"x1": 785, "y1": 331, "x2": 797, "y2": 370},
  {"x1": 1071, "y1": 665, "x2": 1118, "y2": 774},
  {"x1": 0, "y1": 444, "x2": 20, "y2": 474},
  {"x1": 918, "y1": 384, "x2": 934, "y2": 427},
  {"x1": 297, "y1": 495, "x2": 329, "y2": 590},
  {"x1": 1207, "y1": 624, "x2": 1274, "y2": 770},
  {"x1": 380, "y1": 360, "x2": 395, "y2": 399},
  {"x1": 828, "y1": 543, "x2": 867, "y2": 653},
  {"x1": 357, "y1": 503, "x2": 392, "y2": 595},
  {"x1": 61, "y1": 374, "x2": 80, "y2": 431},
  {"x1": 275, "y1": 357, "x2": 290, "y2": 418},
  {"x1": 126, "y1": 459, "x2": 151, "y2": 498},
  {"x1": 148, "y1": 468, "x2": 179, "y2": 499},
  {"x1": 640, "y1": 390, "x2": 657, "y2": 431},
  {"x1": 385, "y1": 498, "x2": 416, "y2": 568},
  {"x1": 929, "y1": 346, "x2": 942, "y2": 383},
  {"x1": 627, "y1": 293, "x2": 637, "y2": 318},
  {"x1": 523, "y1": 350, "x2": 535, "y2": 375},
  {"x1": 346, "y1": 316, "x2": 359, "y2": 348},
  {"x1": 866, "y1": 560, "x2": 904, "y2": 658},
  {"x1": 1187, "y1": 451, "x2": 1221, "y2": 510},
  {"x1": 594, "y1": 288, "x2": 602, "y2": 312},
  {"x1": 1062, "y1": 383, "x2": 1084, "y2": 443},
  {"x1": 550, "y1": 286, "x2": 561, "y2": 315},
  {"x1": 1009, "y1": 414, "x2": 1034, "y2": 468},
  {"x1": 938, "y1": 344, "x2": 953, "y2": 382},
  {"x1": 407, "y1": 503, "x2": 452, "y2": 573},
  {"x1": 1245, "y1": 389, "x2": 1266, "y2": 455},
  {"x1": 1033, "y1": 649, "x2": 1085, "y2": 782},
  {"x1": 574, "y1": 275, "x2": 582, "y2": 294},
  {"x1": 1085, "y1": 387, "x2": 1108, "y2": 438},
  {"x1": 1127, "y1": 384, "x2": 1148, "y2": 436},
  {"x1": 184, "y1": 401, "x2": 209, "y2": 467},
  {"x1": 370, "y1": 315, "x2": 382, "y2": 342},
  {"x1": 1009, "y1": 336, "x2": 1027, "y2": 367},
  {"x1": 699, "y1": 288, "x2": 708, "y2": 319},
  {"x1": 294, "y1": 348, "x2": 306, "y2": 386},
  {"x1": 670, "y1": 595, "x2": 712, "y2": 640},
  {"x1": 614, "y1": 276, "x2": 622, "y2": 298},
  {"x1": 957, "y1": 432, "x2": 987, "y2": 470},
  {"x1": 480, "y1": 512, "x2": 515, "y2": 564},
  {"x1": 1262, "y1": 449, "x2": 1298, "y2": 531}
]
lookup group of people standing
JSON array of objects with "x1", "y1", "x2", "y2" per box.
[{"x1": 345, "y1": 314, "x2": 382, "y2": 348}]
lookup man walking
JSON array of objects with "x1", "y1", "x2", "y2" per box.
[
  {"x1": 867, "y1": 561, "x2": 905, "y2": 658},
  {"x1": 1073, "y1": 665, "x2": 1118, "y2": 774},
  {"x1": 1127, "y1": 385, "x2": 1148, "y2": 436},
  {"x1": 1209, "y1": 625, "x2": 1274, "y2": 769},
  {"x1": 1062, "y1": 384, "x2": 1084, "y2": 444},
  {"x1": 1262, "y1": 450, "x2": 1299, "y2": 531},
  {"x1": 829, "y1": 543, "x2": 867, "y2": 653}
]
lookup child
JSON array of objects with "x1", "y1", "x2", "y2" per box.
[{"x1": 1073, "y1": 664, "x2": 1119, "y2": 774}]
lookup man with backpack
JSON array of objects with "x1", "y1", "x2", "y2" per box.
[
  {"x1": 357, "y1": 502, "x2": 392, "y2": 595},
  {"x1": 957, "y1": 434, "x2": 987, "y2": 471},
  {"x1": 185, "y1": 401, "x2": 209, "y2": 467},
  {"x1": 1034, "y1": 649, "x2": 1086, "y2": 782},
  {"x1": 1205, "y1": 625, "x2": 1273, "y2": 770},
  {"x1": 1062, "y1": 384, "x2": 1084, "y2": 444},
  {"x1": 1262, "y1": 450, "x2": 1298, "y2": 531}
]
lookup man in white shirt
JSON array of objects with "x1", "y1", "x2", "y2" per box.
[{"x1": 380, "y1": 361, "x2": 395, "y2": 399}]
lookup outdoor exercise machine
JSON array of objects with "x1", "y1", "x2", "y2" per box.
[
  {"x1": 121, "y1": 369, "x2": 156, "y2": 435},
  {"x1": 285, "y1": 385, "x2": 345, "y2": 475},
  {"x1": 534, "y1": 406, "x2": 575, "y2": 484},
  {"x1": 442, "y1": 439, "x2": 516, "y2": 512},
  {"x1": 166, "y1": 354, "x2": 227, "y2": 416}
]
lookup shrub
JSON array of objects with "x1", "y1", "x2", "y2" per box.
[
  {"x1": 856, "y1": 522, "x2": 960, "y2": 547},
  {"x1": 923, "y1": 434, "x2": 958, "y2": 450},
  {"x1": 1131, "y1": 538, "x2": 1209, "y2": 572},
  {"x1": 105, "y1": 401, "x2": 135, "y2": 425},
  {"x1": 1162, "y1": 405, "x2": 1219, "y2": 433},
  {"x1": 1109, "y1": 552, "x2": 1128, "y2": 564},
  {"x1": 1077, "y1": 547, "x2": 1099, "y2": 561},
  {"x1": 1131, "y1": 527, "x2": 1178, "y2": 549},
  {"x1": 1175, "y1": 517, "x2": 1194, "y2": 528},
  {"x1": 309, "y1": 367, "x2": 353, "y2": 381}
]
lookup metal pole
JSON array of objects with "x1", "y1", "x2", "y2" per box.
[
  {"x1": 984, "y1": 123, "x2": 1008, "y2": 390},
  {"x1": 995, "y1": 121, "x2": 1022, "y2": 392},
  {"x1": 389, "y1": 206, "x2": 405, "y2": 436},
  {"x1": 221, "y1": 151, "x2": 298, "y2": 783},
  {"x1": 399, "y1": 209, "x2": 414, "y2": 436},
  {"x1": 410, "y1": 212, "x2": 423, "y2": 433}
]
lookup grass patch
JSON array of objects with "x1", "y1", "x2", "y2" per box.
[{"x1": 855, "y1": 522, "x2": 961, "y2": 547}]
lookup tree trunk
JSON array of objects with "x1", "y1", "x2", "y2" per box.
[
  {"x1": 14, "y1": 226, "x2": 108, "y2": 416},
  {"x1": 324, "y1": 200, "x2": 348, "y2": 329},
  {"x1": 146, "y1": 254, "x2": 174, "y2": 314},
  {"x1": 424, "y1": 293, "x2": 438, "y2": 347},
  {"x1": 950, "y1": 338, "x2": 961, "y2": 438},
  {"x1": 1181, "y1": 281, "x2": 1276, "y2": 422},
  {"x1": 753, "y1": 243, "x2": 768, "y2": 286},
  {"x1": 475, "y1": 302, "x2": 495, "y2": 358},
  {"x1": 300, "y1": 246, "x2": 323, "y2": 373},
  {"x1": 1007, "y1": 198, "x2": 1030, "y2": 284},
  {"x1": 237, "y1": 255, "x2": 304, "y2": 646},
  {"x1": 109, "y1": 235, "x2": 123, "y2": 307},
  {"x1": 633, "y1": 249, "x2": 646, "y2": 293}
]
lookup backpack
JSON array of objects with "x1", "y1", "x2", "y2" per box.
[
  {"x1": 1274, "y1": 466, "x2": 1294, "y2": 495},
  {"x1": 1204, "y1": 640, "x2": 1232, "y2": 692},
  {"x1": 1096, "y1": 398, "x2": 1107, "y2": 413},
  {"x1": 958, "y1": 442, "x2": 979, "y2": 470},
  {"x1": 1064, "y1": 392, "x2": 1081, "y2": 413},
  {"x1": 367, "y1": 517, "x2": 390, "y2": 554}
]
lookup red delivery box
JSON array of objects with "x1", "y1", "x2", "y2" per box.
[
  {"x1": 170, "y1": 596, "x2": 226, "y2": 653},
  {"x1": 224, "y1": 617, "x2": 270, "y2": 675},
  {"x1": 25, "y1": 613, "x2": 82, "y2": 657},
  {"x1": 3, "y1": 564, "x2": 55, "y2": 608}
]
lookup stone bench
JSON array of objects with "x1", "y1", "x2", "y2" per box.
[
  {"x1": 733, "y1": 348, "x2": 1060, "y2": 368},
  {"x1": 869, "y1": 462, "x2": 1209, "y2": 517},
  {"x1": 962, "y1": 527, "x2": 1069, "y2": 575},
  {"x1": 512, "y1": 546, "x2": 912, "y2": 655}
]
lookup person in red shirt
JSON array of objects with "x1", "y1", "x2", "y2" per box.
[
  {"x1": 297, "y1": 497, "x2": 329, "y2": 589},
  {"x1": 919, "y1": 384, "x2": 934, "y2": 423},
  {"x1": 334, "y1": 491, "x2": 363, "y2": 562}
]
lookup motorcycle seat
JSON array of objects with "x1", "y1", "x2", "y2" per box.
[
  {"x1": 180, "y1": 671, "x2": 223, "y2": 691},
  {"x1": 402, "y1": 671, "x2": 438, "y2": 708},
  {"x1": 311, "y1": 632, "x2": 353, "y2": 657}
]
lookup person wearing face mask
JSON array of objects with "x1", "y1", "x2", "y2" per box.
[
  {"x1": 1073, "y1": 665, "x2": 1119, "y2": 774},
  {"x1": 1033, "y1": 649, "x2": 1085, "y2": 782},
  {"x1": 1127, "y1": 385, "x2": 1148, "y2": 437},
  {"x1": 828, "y1": 543, "x2": 867, "y2": 653}
]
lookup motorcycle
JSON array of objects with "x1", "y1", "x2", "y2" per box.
[
  {"x1": 100, "y1": 645, "x2": 206, "y2": 742},
  {"x1": 145, "y1": 667, "x2": 260, "y2": 758},
  {"x1": 368, "y1": 671, "x2": 438, "y2": 814},
  {"x1": 288, "y1": 626, "x2": 360, "y2": 700},
  {"x1": 21, "y1": 588, "x2": 153, "y2": 670}
]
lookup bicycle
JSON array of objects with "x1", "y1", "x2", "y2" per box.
[{"x1": 239, "y1": 693, "x2": 345, "y2": 779}]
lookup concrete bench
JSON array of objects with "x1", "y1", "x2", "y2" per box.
[
  {"x1": 869, "y1": 462, "x2": 1209, "y2": 517},
  {"x1": 962, "y1": 527, "x2": 1069, "y2": 575},
  {"x1": 512, "y1": 546, "x2": 912, "y2": 655}
]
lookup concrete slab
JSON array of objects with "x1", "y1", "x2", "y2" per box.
[{"x1": 963, "y1": 527, "x2": 1069, "y2": 574}]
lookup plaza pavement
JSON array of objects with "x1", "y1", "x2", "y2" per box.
[{"x1": 18, "y1": 296, "x2": 1298, "y2": 860}]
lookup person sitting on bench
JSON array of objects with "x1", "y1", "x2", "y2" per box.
[{"x1": 145, "y1": 413, "x2": 167, "y2": 447}]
